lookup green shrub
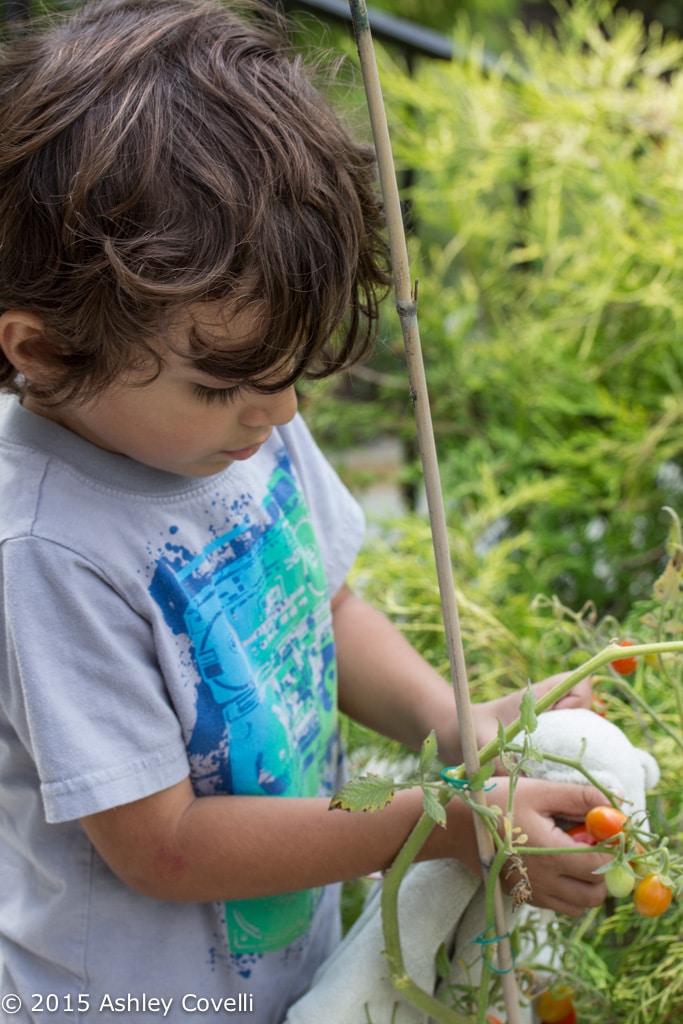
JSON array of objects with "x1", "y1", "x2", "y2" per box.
[{"x1": 305, "y1": 0, "x2": 683, "y2": 618}]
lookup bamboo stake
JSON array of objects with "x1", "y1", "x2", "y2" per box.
[{"x1": 346, "y1": 3, "x2": 523, "y2": 1022}]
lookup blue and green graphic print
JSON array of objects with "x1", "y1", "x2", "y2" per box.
[{"x1": 149, "y1": 448, "x2": 338, "y2": 953}]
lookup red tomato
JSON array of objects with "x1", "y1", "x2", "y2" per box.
[
  {"x1": 551, "y1": 1011, "x2": 577, "y2": 1024},
  {"x1": 566, "y1": 824, "x2": 598, "y2": 846},
  {"x1": 585, "y1": 805, "x2": 628, "y2": 843},
  {"x1": 610, "y1": 640, "x2": 638, "y2": 675},
  {"x1": 591, "y1": 695, "x2": 607, "y2": 717},
  {"x1": 633, "y1": 873, "x2": 673, "y2": 918},
  {"x1": 535, "y1": 988, "x2": 574, "y2": 1022}
]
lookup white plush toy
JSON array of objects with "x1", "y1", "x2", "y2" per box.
[
  {"x1": 514, "y1": 706, "x2": 660, "y2": 822},
  {"x1": 285, "y1": 708, "x2": 660, "y2": 1024}
]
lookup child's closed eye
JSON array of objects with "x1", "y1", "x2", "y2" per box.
[{"x1": 193, "y1": 384, "x2": 242, "y2": 405}]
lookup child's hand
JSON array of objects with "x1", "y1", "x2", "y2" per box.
[
  {"x1": 531, "y1": 670, "x2": 593, "y2": 710},
  {"x1": 490, "y1": 776, "x2": 609, "y2": 917},
  {"x1": 473, "y1": 672, "x2": 592, "y2": 750}
]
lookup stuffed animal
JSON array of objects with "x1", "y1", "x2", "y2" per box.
[{"x1": 513, "y1": 706, "x2": 660, "y2": 823}]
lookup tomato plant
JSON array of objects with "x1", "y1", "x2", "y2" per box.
[
  {"x1": 629, "y1": 843, "x2": 649, "y2": 878},
  {"x1": 633, "y1": 873, "x2": 673, "y2": 918},
  {"x1": 535, "y1": 987, "x2": 574, "y2": 1022},
  {"x1": 610, "y1": 639, "x2": 638, "y2": 675},
  {"x1": 584, "y1": 805, "x2": 628, "y2": 843},
  {"x1": 604, "y1": 862, "x2": 636, "y2": 898}
]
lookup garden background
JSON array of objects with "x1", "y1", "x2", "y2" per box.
[{"x1": 292, "y1": 3, "x2": 683, "y2": 1020}]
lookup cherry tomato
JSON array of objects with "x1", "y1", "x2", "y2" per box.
[
  {"x1": 585, "y1": 805, "x2": 628, "y2": 843},
  {"x1": 629, "y1": 842, "x2": 649, "y2": 878},
  {"x1": 633, "y1": 873, "x2": 673, "y2": 917},
  {"x1": 566, "y1": 824, "x2": 598, "y2": 846},
  {"x1": 486, "y1": 1016, "x2": 503, "y2": 1024},
  {"x1": 610, "y1": 640, "x2": 638, "y2": 675},
  {"x1": 551, "y1": 1011, "x2": 577, "y2": 1024},
  {"x1": 591, "y1": 695, "x2": 607, "y2": 717},
  {"x1": 535, "y1": 987, "x2": 574, "y2": 1023},
  {"x1": 604, "y1": 863, "x2": 636, "y2": 898}
]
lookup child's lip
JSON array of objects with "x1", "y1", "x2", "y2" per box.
[{"x1": 221, "y1": 440, "x2": 267, "y2": 461}]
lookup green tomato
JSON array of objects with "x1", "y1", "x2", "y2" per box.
[{"x1": 605, "y1": 863, "x2": 636, "y2": 898}]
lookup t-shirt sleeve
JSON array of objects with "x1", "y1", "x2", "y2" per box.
[
  {"x1": 2, "y1": 536, "x2": 190, "y2": 824},
  {"x1": 278, "y1": 415, "x2": 365, "y2": 598}
]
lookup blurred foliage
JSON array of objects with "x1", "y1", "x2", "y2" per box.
[
  {"x1": 302, "y1": 0, "x2": 683, "y2": 620},
  {"x1": 370, "y1": 0, "x2": 683, "y2": 40},
  {"x1": 526, "y1": 511, "x2": 683, "y2": 1024},
  {"x1": 342, "y1": 501, "x2": 683, "y2": 1023}
]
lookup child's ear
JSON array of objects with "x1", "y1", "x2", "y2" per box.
[{"x1": 0, "y1": 310, "x2": 54, "y2": 379}]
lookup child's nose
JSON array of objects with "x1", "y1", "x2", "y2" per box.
[{"x1": 240, "y1": 385, "x2": 298, "y2": 427}]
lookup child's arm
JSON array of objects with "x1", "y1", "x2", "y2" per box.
[
  {"x1": 81, "y1": 583, "x2": 608, "y2": 918},
  {"x1": 81, "y1": 768, "x2": 607, "y2": 918}
]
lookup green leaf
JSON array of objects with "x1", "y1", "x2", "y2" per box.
[
  {"x1": 422, "y1": 788, "x2": 447, "y2": 827},
  {"x1": 497, "y1": 718, "x2": 506, "y2": 754},
  {"x1": 468, "y1": 762, "x2": 495, "y2": 792},
  {"x1": 653, "y1": 548, "x2": 683, "y2": 607},
  {"x1": 329, "y1": 774, "x2": 395, "y2": 813},
  {"x1": 519, "y1": 685, "x2": 538, "y2": 735},
  {"x1": 419, "y1": 729, "x2": 439, "y2": 777},
  {"x1": 435, "y1": 942, "x2": 452, "y2": 981}
]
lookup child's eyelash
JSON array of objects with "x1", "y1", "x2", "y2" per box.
[{"x1": 194, "y1": 384, "x2": 241, "y2": 405}]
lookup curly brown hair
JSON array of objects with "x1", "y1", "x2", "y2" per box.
[{"x1": 0, "y1": 0, "x2": 391, "y2": 403}]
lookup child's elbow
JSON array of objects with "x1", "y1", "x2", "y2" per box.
[{"x1": 104, "y1": 842, "x2": 193, "y2": 901}]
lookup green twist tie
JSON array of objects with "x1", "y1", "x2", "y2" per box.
[{"x1": 473, "y1": 927, "x2": 515, "y2": 974}]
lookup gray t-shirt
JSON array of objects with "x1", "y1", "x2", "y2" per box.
[{"x1": 0, "y1": 396, "x2": 364, "y2": 1023}]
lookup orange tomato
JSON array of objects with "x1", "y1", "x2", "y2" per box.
[
  {"x1": 552, "y1": 1011, "x2": 577, "y2": 1024},
  {"x1": 536, "y1": 987, "x2": 574, "y2": 1023},
  {"x1": 584, "y1": 805, "x2": 628, "y2": 843},
  {"x1": 610, "y1": 640, "x2": 638, "y2": 675},
  {"x1": 633, "y1": 873, "x2": 673, "y2": 918}
]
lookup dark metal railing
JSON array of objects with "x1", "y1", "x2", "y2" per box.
[{"x1": 275, "y1": 0, "x2": 453, "y2": 61}]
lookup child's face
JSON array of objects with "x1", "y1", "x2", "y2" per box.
[{"x1": 26, "y1": 306, "x2": 300, "y2": 478}]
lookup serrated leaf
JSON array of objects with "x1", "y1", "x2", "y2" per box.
[
  {"x1": 468, "y1": 762, "x2": 495, "y2": 792},
  {"x1": 519, "y1": 684, "x2": 538, "y2": 734},
  {"x1": 419, "y1": 729, "x2": 439, "y2": 777},
  {"x1": 329, "y1": 774, "x2": 395, "y2": 813},
  {"x1": 422, "y1": 788, "x2": 447, "y2": 827}
]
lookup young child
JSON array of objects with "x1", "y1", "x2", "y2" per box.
[{"x1": 0, "y1": 1, "x2": 609, "y2": 1020}]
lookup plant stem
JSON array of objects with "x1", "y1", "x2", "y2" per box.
[
  {"x1": 446, "y1": 641, "x2": 683, "y2": 784},
  {"x1": 380, "y1": 796, "x2": 474, "y2": 1024}
]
